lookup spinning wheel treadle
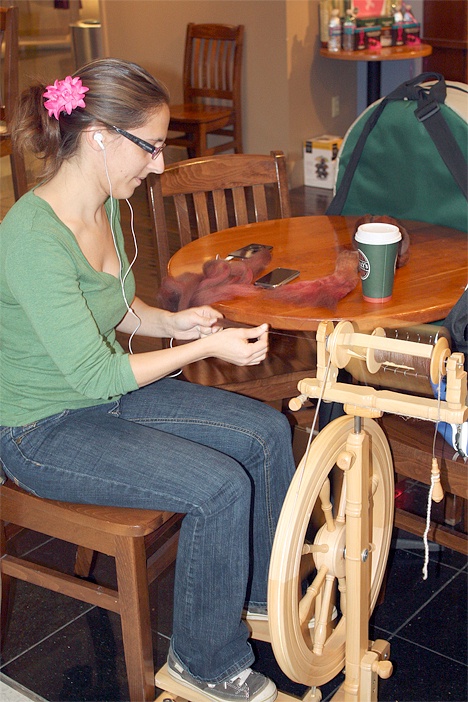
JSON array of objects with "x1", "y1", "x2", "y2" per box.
[{"x1": 268, "y1": 415, "x2": 394, "y2": 688}]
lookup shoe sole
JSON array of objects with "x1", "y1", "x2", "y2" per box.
[{"x1": 243, "y1": 611, "x2": 268, "y2": 621}]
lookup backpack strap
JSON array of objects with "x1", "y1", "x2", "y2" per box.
[
  {"x1": 413, "y1": 89, "x2": 468, "y2": 200},
  {"x1": 326, "y1": 97, "x2": 389, "y2": 215},
  {"x1": 327, "y1": 73, "x2": 468, "y2": 215}
]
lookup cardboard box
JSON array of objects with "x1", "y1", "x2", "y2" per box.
[
  {"x1": 391, "y1": 23, "x2": 405, "y2": 45},
  {"x1": 374, "y1": 16, "x2": 394, "y2": 46},
  {"x1": 304, "y1": 135, "x2": 342, "y2": 189},
  {"x1": 380, "y1": 25, "x2": 393, "y2": 47},
  {"x1": 356, "y1": 25, "x2": 381, "y2": 50},
  {"x1": 392, "y1": 20, "x2": 421, "y2": 46},
  {"x1": 403, "y1": 22, "x2": 421, "y2": 46}
]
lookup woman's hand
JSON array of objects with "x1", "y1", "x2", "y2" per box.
[
  {"x1": 126, "y1": 301, "x2": 269, "y2": 386},
  {"x1": 168, "y1": 306, "x2": 224, "y2": 340},
  {"x1": 200, "y1": 324, "x2": 269, "y2": 366},
  {"x1": 129, "y1": 320, "x2": 269, "y2": 387}
]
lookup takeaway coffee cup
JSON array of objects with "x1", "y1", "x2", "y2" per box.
[{"x1": 355, "y1": 223, "x2": 402, "y2": 303}]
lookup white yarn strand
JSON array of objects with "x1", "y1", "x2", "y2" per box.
[
  {"x1": 293, "y1": 351, "x2": 333, "y2": 509},
  {"x1": 422, "y1": 377, "x2": 443, "y2": 580},
  {"x1": 422, "y1": 475, "x2": 436, "y2": 581}
]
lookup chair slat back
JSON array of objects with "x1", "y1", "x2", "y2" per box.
[
  {"x1": 0, "y1": 6, "x2": 19, "y2": 124},
  {"x1": 147, "y1": 151, "x2": 291, "y2": 282},
  {"x1": 0, "y1": 5, "x2": 27, "y2": 200},
  {"x1": 183, "y1": 23, "x2": 243, "y2": 106}
]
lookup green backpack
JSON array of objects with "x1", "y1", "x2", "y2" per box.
[{"x1": 327, "y1": 73, "x2": 468, "y2": 233}]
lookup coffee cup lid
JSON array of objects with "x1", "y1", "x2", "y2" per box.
[{"x1": 355, "y1": 223, "x2": 402, "y2": 245}]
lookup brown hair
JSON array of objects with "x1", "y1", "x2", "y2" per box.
[{"x1": 12, "y1": 58, "x2": 170, "y2": 181}]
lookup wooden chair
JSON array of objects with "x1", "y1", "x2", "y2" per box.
[
  {"x1": 347, "y1": 326, "x2": 467, "y2": 554},
  {"x1": 167, "y1": 23, "x2": 244, "y2": 158},
  {"x1": 146, "y1": 151, "x2": 317, "y2": 404},
  {"x1": 0, "y1": 5, "x2": 28, "y2": 201},
  {"x1": 0, "y1": 480, "x2": 181, "y2": 701},
  {"x1": 382, "y1": 414, "x2": 467, "y2": 554}
]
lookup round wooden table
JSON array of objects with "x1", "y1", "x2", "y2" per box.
[
  {"x1": 168, "y1": 215, "x2": 467, "y2": 332},
  {"x1": 320, "y1": 43, "x2": 433, "y2": 104}
]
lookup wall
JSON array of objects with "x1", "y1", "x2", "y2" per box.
[
  {"x1": 285, "y1": 1, "x2": 356, "y2": 184},
  {"x1": 99, "y1": 0, "x2": 357, "y2": 187},
  {"x1": 81, "y1": 0, "x2": 100, "y2": 19}
]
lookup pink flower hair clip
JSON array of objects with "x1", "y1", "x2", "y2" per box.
[{"x1": 43, "y1": 75, "x2": 89, "y2": 120}]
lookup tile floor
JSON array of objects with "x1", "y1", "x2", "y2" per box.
[
  {"x1": 0, "y1": 675, "x2": 47, "y2": 702},
  {"x1": 1, "y1": 478, "x2": 466, "y2": 702}
]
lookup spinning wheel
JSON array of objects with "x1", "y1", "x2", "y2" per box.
[
  {"x1": 268, "y1": 415, "x2": 393, "y2": 688},
  {"x1": 156, "y1": 320, "x2": 467, "y2": 702}
]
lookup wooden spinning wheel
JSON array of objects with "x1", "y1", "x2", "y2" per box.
[
  {"x1": 156, "y1": 319, "x2": 467, "y2": 702},
  {"x1": 268, "y1": 415, "x2": 394, "y2": 688}
]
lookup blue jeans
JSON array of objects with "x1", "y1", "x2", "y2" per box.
[{"x1": 0, "y1": 378, "x2": 295, "y2": 682}]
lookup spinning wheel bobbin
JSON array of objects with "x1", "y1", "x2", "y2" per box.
[{"x1": 327, "y1": 320, "x2": 451, "y2": 386}]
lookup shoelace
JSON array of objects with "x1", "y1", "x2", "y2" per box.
[
  {"x1": 229, "y1": 669, "x2": 252, "y2": 687},
  {"x1": 208, "y1": 668, "x2": 252, "y2": 690}
]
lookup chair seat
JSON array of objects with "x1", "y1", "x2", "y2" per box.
[
  {"x1": 1, "y1": 479, "x2": 178, "y2": 545},
  {"x1": 0, "y1": 131, "x2": 13, "y2": 158},
  {"x1": 169, "y1": 104, "x2": 234, "y2": 126}
]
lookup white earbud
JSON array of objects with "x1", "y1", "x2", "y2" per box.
[{"x1": 94, "y1": 132, "x2": 105, "y2": 150}]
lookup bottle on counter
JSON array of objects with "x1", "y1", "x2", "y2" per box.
[
  {"x1": 393, "y1": 1, "x2": 404, "y2": 23},
  {"x1": 328, "y1": 8, "x2": 342, "y2": 52},
  {"x1": 342, "y1": 9, "x2": 356, "y2": 51}
]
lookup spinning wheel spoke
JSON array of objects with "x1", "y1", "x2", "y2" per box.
[
  {"x1": 336, "y1": 478, "x2": 347, "y2": 524},
  {"x1": 298, "y1": 564, "x2": 328, "y2": 627},
  {"x1": 337, "y1": 576, "x2": 347, "y2": 616},
  {"x1": 319, "y1": 479, "x2": 335, "y2": 532},
  {"x1": 268, "y1": 415, "x2": 393, "y2": 687},
  {"x1": 312, "y1": 573, "x2": 335, "y2": 655}
]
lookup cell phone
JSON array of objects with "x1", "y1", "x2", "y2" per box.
[
  {"x1": 254, "y1": 267, "x2": 300, "y2": 288},
  {"x1": 227, "y1": 243, "x2": 273, "y2": 259}
]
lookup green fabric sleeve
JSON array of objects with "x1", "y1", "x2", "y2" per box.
[{"x1": 0, "y1": 193, "x2": 139, "y2": 425}]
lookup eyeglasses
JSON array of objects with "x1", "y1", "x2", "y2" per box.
[{"x1": 111, "y1": 125, "x2": 166, "y2": 160}]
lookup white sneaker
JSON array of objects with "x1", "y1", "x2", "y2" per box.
[{"x1": 167, "y1": 651, "x2": 277, "y2": 702}]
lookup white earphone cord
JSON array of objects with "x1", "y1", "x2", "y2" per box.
[{"x1": 101, "y1": 143, "x2": 141, "y2": 354}]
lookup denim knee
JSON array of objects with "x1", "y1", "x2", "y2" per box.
[{"x1": 189, "y1": 459, "x2": 252, "y2": 521}]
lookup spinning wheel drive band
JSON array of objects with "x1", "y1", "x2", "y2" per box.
[{"x1": 268, "y1": 415, "x2": 394, "y2": 687}]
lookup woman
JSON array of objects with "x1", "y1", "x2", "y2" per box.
[{"x1": 0, "y1": 59, "x2": 295, "y2": 702}]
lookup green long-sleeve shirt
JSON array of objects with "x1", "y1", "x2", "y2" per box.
[{"x1": 0, "y1": 190, "x2": 139, "y2": 427}]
